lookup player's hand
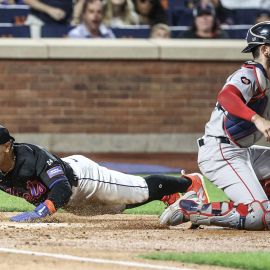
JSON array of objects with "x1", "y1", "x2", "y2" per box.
[
  {"x1": 10, "y1": 203, "x2": 51, "y2": 222},
  {"x1": 47, "y1": 7, "x2": 66, "y2": 21},
  {"x1": 251, "y1": 114, "x2": 270, "y2": 142}
]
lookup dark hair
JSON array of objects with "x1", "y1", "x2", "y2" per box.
[
  {"x1": 82, "y1": 0, "x2": 102, "y2": 15},
  {"x1": 0, "y1": 125, "x2": 15, "y2": 145},
  {"x1": 251, "y1": 44, "x2": 270, "y2": 59},
  {"x1": 133, "y1": 0, "x2": 167, "y2": 26},
  {"x1": 252, "y1": 46, "x2": 260, "y2": 59}
]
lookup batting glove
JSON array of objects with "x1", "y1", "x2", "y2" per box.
[{"x1": 10, "y1": 200, "x2": 56, "y2": 222}]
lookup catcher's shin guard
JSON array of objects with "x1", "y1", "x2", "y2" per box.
[{"x1": 181, "y1": 198, "x2": 270, "y2": 230}]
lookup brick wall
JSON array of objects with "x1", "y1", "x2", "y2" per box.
[{"x1": 0, "y1": 59, "x2": 241, "y2": 134}]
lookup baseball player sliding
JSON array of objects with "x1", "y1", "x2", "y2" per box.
[
  {"x1": 160, "y1": 21, "x2": 270, "y2": 230},
  {"x1": 0, "y1": 125, "x2": 193, "y2": 222}
]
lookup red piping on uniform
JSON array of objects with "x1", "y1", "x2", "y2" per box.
[
  {"x1": 219, "y1": 143, "x2": 255, "y2": 201},
  {"x1": 243, "y1": 63, "x2": 266, "y2": 95}
]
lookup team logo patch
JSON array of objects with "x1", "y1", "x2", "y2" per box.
[
  {"x1": 241, "y1": 76, "x2": 251, "y2": 85},
  {"x1": 47, "y1": 166, "x2": 64, "y2": 178}
]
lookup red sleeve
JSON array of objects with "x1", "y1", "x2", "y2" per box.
[{"x1": 217, "y1": 84, "x2": 256, "y2": 121}]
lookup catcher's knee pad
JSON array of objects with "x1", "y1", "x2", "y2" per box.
[
  {"x1": 183, "y1": 199, "x2": 270, "y2": 230},
  {"x1": 238, "y1": 200, "x2": 270, "y2": 230}
]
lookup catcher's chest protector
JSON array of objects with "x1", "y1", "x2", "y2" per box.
[{"x1": 223, "y1": 62, "x2": 270, "y2": 145}]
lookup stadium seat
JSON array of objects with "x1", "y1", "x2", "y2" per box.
[
  {"x1": 111, "y1": 27, "x2": 151, "y2": 38},
  {"x1": 171, "y1": 8, "x2": 193, "y2": 27},
  {"x1": 0, "y1": 25, "x2": 30, "y2": 37},
  {"x1": 0, "y1": 4, "x2": 29, "y2": 24},
  {"x1": 41, "y1": 25, "x2": 73, "y2": 38},
  {"x1": 232, "y1": 9, "x2": 258, "y2": 25},
  {"x1": 170, "y1": 26, "x2": 188, "y2": 38},
  {"x1": 224, "y1": 26, "x2": 249, "y2": 39}
]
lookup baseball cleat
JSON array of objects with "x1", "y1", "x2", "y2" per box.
[
  {"x1": 161, "y1": 192, "x2": 181, "y2": 207},
  {"x1": 159, "y1": 191, "x2": 199, "y2": 226},
  {"x1": 185, "y1": 173, "x2": 209, "y2": 203}
]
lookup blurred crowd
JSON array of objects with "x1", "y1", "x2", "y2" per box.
[{"x1": 0, "y1": 0, "x2": 269, "y2": 38}]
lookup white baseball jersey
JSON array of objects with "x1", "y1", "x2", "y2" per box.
[
  {"x1": 61, "y1": 155, "x2": 149, "y2": 215},
  {"x1": 198, "y1": 61, "x2": 270, "y2": 204}
]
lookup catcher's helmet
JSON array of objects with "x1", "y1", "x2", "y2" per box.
[{"x1": 242, "y1": 21, "x2": 270, "y2": 53}]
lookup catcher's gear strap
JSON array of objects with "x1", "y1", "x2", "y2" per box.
[{"x1": 181, "y1": 199, "x2": 270, "y2": 230}]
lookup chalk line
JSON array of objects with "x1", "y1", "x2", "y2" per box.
[{"x1": 0, "y1": 247, "x2": 195, "y2": 270}]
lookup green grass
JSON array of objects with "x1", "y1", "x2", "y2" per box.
[
  {"x1": 0, "y1": 191, "x2": 34, "y2": 212},
  {"x1": 124, "y1": 201, "x2": 164, "y2": 215},
  {"x1": 0, "y1": 190, "x2": 164, "y2": 214},
  {"x1": 203, "y1": 175, "x2": 230, "y2": 202},
  {"x1": 142, "y1": 252, "x2": 270, "y2": 270}
]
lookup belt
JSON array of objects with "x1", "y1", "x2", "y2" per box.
[{"x1": 198, "y1": 137, "x2": 231, "y2": 147}]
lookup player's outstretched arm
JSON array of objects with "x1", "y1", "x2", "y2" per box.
[{"x1": 10, "y1": 200, "x2": 56, "y2": 222}]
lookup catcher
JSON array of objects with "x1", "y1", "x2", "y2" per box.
[
  {"x1": 160, "y1": 21, "x2": 270, "y2": 231},
  {"x1": 0, "y1": 125, "x2": 194, "y2": 222}
]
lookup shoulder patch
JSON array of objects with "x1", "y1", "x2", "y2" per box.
[
  {"x1": 241, "y1": 76, "x2": 251, "y2": 85},
  {"x1": 47, "y1": 166, "x2": 64, "y2": 178}
]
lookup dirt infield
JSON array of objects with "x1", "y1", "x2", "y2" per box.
[{"x1": 0, "y1": 213, "x2": 269, "y2": 270}]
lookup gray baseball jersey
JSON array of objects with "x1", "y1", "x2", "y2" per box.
[{"x1": 198, "y1": 61, "x2": 270, "y2": 204}]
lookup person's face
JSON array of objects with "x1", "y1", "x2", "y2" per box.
[
  {"x1": 83, "y1": 1, "x2": 103, "y2": 31},
  {"x1": 256, "y1": 15, "x2": 270, "y2": 24},
  {"x1": 136, "y1": 0, "x2": 154, "y2": 16},
  {"x1": 195, "y1": 14, "x2": 214, "y2": 32},
  {"x1": 0, "y1": 142, "x2": 11, "y2": 167},
  {"x1": 151, "y1": 28, "x2": 170, "y2": 39}
]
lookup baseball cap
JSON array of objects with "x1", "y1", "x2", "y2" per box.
[
  {"x1": 193, "y1": 4, "x2": 216, "y2": 17},
  {"x1": 0, "y1": 125, "x2": 14, "y2": 144}
]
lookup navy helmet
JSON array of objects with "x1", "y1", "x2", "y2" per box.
[
  {"x1": 0, "y1": 125, "x2": 14, "y2": 144},
  {"x1": 242, "y1": 21, "x2": 270, "y2": 53}
]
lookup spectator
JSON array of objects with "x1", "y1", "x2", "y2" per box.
[
  {"x1": 68, "y1": 0, "x2": 115, "y2": 38},
  {"x1": 256, "y1": 10, "x2": 270, "y2": 24},
  {"x1": 181, "y1": 3, "x2": 229, "y2": 39},
  {"x1": 133, "y1": 0, "x2": 167, "y2": 26},
  {"x1": 103, "y1": 0, "x2": 139, "y2": 27},
  {"x1": 150, "y1": 23, "x2": 170, "y2": 38},
  {"x1": 0, "y1": 0, "x2": 15, "y2": 4},
  {"x1": 187, "y1": 0, "x2": 233, "y2": 25},
  {"x1": 209, "y1": 0, "x2": 234, "y2": 25},
  {"x1": 24, "y1": 0, "x2": 73, "y2": 38}
]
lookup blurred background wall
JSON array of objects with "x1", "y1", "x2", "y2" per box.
[{"x1": 0, "y1": 39, "x2": 247, "y2": 172}]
